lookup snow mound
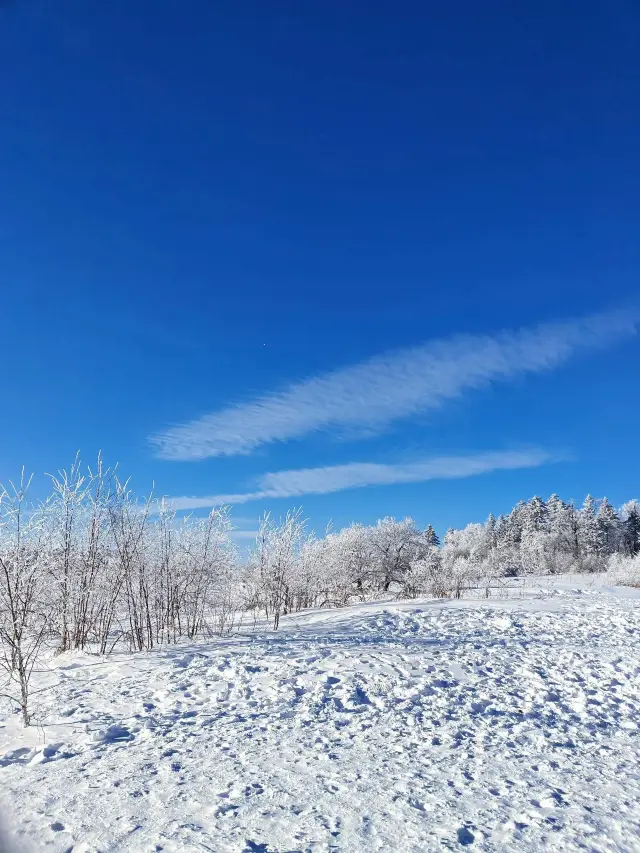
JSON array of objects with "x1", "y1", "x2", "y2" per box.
[{"x1": 1, "y1": 579, "x2": 639, "y2": 852}]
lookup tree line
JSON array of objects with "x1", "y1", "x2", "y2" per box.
[
  {"x1": 1, "y1": 454, "x2": 638, "y2": 724},
  {"x1": 244, "y1": 493, "x2": 640, "y2": 626}
]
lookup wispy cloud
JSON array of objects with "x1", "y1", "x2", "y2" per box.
[
  {"x1": 151, "y1": 308, "x2": 637, "y2": 461},
  {"x1": 167, "y1": 448, "x2": 560, "y2": 508}
]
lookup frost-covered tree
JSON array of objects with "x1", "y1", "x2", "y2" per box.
[
  {"x1": 405, "y1": 547, "x2": 442, "y2": 598},
  {"x1": 424, "y1": 524, "x2": 440, "y2": 547},
  {"x1": 578, "y1": 495, "x2": 602, "y2": 571},
  {"x1": 495, "y1": 513, "x2": 522, "y2": 576},
  {"x1": 523, "y1": 496, "x2": 549, "y2": 533},
  {"x1": 546, "y1": 497, "x2": 579, "y2": 572},
  {"x1": 370, "y1": 517, "x2": 431, "y2": 592},
  {"x1": 509, "y1": 501, "x2": 527, "y2": 545},
  {"x1": 441, "y1": 524, "x2": 487, "y2": 596},
  {"x1": 485, "y1": 513, "x2": 497, "y2": 549},
  {"x1": 249, "y1": 509, "x2": 306, "y2": 629},
  {"x1": 621, "y1": 501, "x2": 640, "y2": 556},
  {"x1": 325, "y1": 523, "x2": 374, "y2": 601},
  {"x1": 597, "y1": 498, "x2": 621, "y2": 556},
  {"x1": 0, "y1": 473, "x2": 51, "y2": 725},
  {"x1": 46, "y1": 453, "x2": 86, "y2": 652}
]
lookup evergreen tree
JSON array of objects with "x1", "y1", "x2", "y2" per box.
[
  {"x1": 424, "y1": 524, "x2": 440, "y2": 547},
  {"x1": 508, "y1": 501, "x2": 527, "y2": 545},
  {"x1": 565, "y1": 501, "x2": 581, "y2": 561},
  {"x1": 547, "y1": 494, "x2": 564, "y2": 526},
  {"x1": 524, "y1": 496, "x2": 549, "y2": 532},
  {"x1": 578, "y1": 495, "x2": 601, "y2": 569},
  {"x1": 496, "y1": 511, "x2": 523, "y2": 576},
  {"x1": 547, "y1": 496, "x2": 577, "y2": 568},
  {"x1": 486, "y1": 513, "x2": 497, "y2": 549},
  {"x1": 622, "y1": 503, "x2": 640, "y2": 556},
  {"x1": 597, "y1": 498, "x2": 620, "y2": 555}
]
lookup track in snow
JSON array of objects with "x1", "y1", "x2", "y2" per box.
[{"x1": 1, "y1": 578, "x2": 639, "y2": 852}]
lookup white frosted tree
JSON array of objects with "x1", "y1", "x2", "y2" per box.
[
  {"x1": 523, "y1": 496, "x2": 549, "y2": 533},
  {"x1": 0, "y1": 473, "x2": 51, "y2": 726},
  {"x1": 441, "y1": 524, "x2": 488, "y2": 596},
  {"x1": 370, "y1": 517, "x2": 431, "y2": 592},
  {"x1": 597, "y1": 498, "x2": 621, "y2": 556},
  {"x1": 332, "y1": 523, "x2": 375, "y2": 600},
  {"x1": 251, "y1": 509, "x2": 306, "y2": 629},
  {"x1": 547, "y1": 497, "x2": 579, "y2": 572},
  {"x1": 495, "y1": 513, "x2": 522, "y2": 576},
  {"x1": 621, "y1": 501, "x2": 640, "y2": 556},
  {"x1": 46, "y1": 453, "x2": 86, "y2": 652},
  {"x1": 405, "y1": 547, "x2": 442, "y2": 598},
  {"x1": 578, "y1": 496, "x2": 603, "y2": 572}
]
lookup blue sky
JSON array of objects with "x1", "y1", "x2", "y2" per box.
[{"x1": 1, "y1": 0, "x2": 639, "y2": 539}]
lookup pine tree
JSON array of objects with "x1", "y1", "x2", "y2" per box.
[
  {"x1": 578, "y1": 495, "x2": 601, "y2": 569},
  {"x1": 622, "y1": 503, "x2": 640, "y2": 556},
  {"x1": 597, "y1": 498, "x2": 620, "y2": 555},
  {"x1": 496, "y1": 511, "x2": 523, "y2": 576},
  {"x1": 508, "y1": 501, "x2": 527, "y2": 545},
  {"x1": 547, "y1": 496, "x2": 577, "y2": 569},
  {"x1": 547, "y1": 494, "x2": 564, "y2": 526},
  {"x1": 424, "y1": 524, "x2": 440, "y2": 547},
  {"x1": 566, "y1": 501, "x2": 581, "y2": 561},
  {"x1": 525, "y1": 496, "x2": 548, "y2": 532},
  {"x1": 486, "y1": 513, "x2": 497, "y2": 549}
]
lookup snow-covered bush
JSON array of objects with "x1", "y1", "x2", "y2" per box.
[{"x1": 605, "y1": 553, "x2": 640, "y2": 588}]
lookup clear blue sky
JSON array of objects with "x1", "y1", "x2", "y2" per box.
[{"x1": 1, "y1": 0, "x2": 639, "y2": 538}]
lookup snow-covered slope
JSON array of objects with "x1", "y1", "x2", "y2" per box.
[{"x1": 1, "y1": 578, "x2": 639, "y2": 852}]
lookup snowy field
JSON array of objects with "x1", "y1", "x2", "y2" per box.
[{"x1": 1, "y1": 577, "x2": 639, "y2": 853}]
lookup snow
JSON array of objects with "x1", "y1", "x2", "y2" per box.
[{"x1": 1, "y1": 577, "x2": 639, "y2": 852}]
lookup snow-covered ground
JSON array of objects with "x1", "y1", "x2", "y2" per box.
[{"x1": 1, "y1": 577, "x2": 639, "y2": 853}]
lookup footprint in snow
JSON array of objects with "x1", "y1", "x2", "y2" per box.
[
  {"x1": 92, "y1": 724, "x2": 134, "y2": 744},
  {"x1": 457, "y1": 826, "x2": 475, "y2": 845},
  {"x1": 0, "y1": 747, "x2": 32, "y2": 767}
]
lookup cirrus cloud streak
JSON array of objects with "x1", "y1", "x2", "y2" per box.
[
  {"x1": 151, "y1": 308, "x2": 637, "y2": 461},
  {"x1": 166, "y1": 447, "x2": 562, "y2": 509}
]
